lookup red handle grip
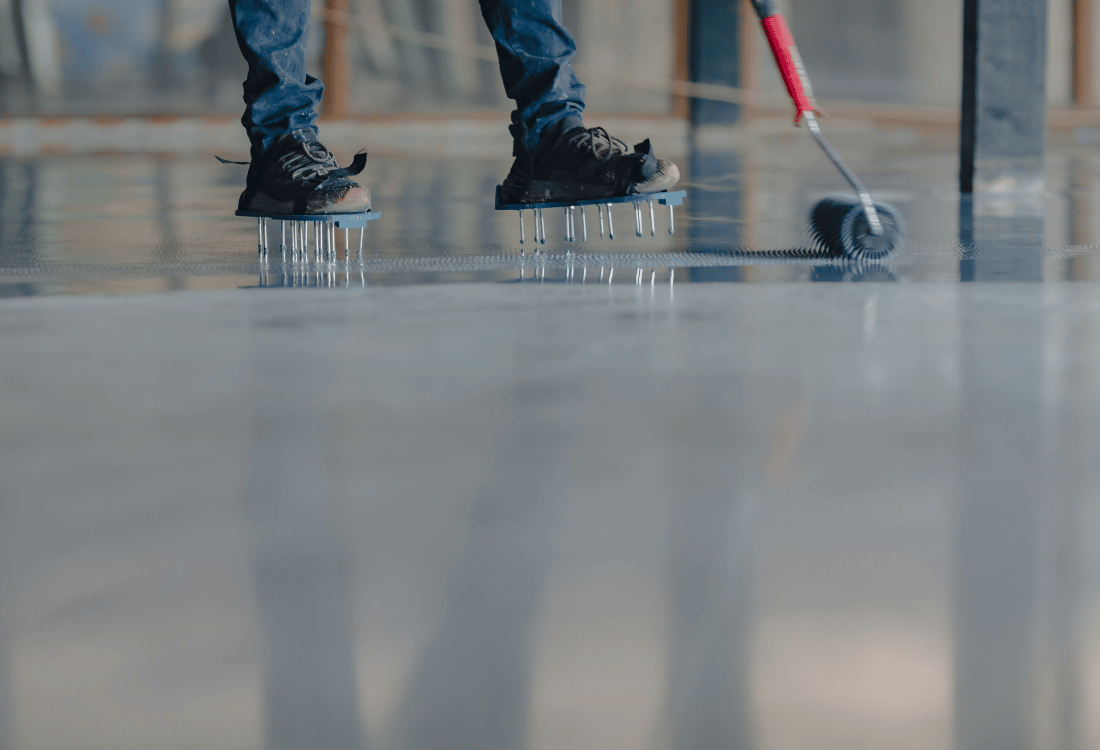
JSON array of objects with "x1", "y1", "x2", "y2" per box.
[{"x1": 761, "y1": 14, "x2": 816, "y2": 124}]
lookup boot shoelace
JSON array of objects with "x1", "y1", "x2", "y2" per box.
[
  {"x1": 281, "y1": 142, "x2": 339, "y2": 181},
  {"x1": 565, "y1": 127, "x2": 628, "y2": 161}
]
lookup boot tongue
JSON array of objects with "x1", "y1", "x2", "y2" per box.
[{"x1": 631, "y1": 139, "x2": 658, "y2": 180}]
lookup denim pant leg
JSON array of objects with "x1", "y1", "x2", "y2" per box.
[
  {"x1": 478, "y1": 0, "x2": 586, "y2": 152},
  {"x1": 229, "y1": 0, "x2": 323, "y2": 159}
]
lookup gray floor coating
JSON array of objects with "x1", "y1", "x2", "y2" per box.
[{"x1": 1, "y1": 127, "x2": 1100, "y2": 749}]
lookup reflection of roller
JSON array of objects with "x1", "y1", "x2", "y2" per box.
[{"x1": 748, "y1": 0, "x2": 905, "y2": 259}]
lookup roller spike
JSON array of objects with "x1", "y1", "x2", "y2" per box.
[
  {"x1": 607, "y1": 204, "x2": 615, "y2": 240},
  {"x1": 599, "y1": 204, "x2": 606, "y2": 239},
  {"x1": 669, "y1": 204, "x2": 675, "y2": 234},
  {"x1": 581, "y1": 208, "x2": 587, "y2": 241},
  {"x1": 648, "y1": 200, "x2": 655, "y2": 236},
  {"x1": 519, "y1": 210, "x2": 525, "y2": 245}
]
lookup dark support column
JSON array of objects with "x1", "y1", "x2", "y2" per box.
[
  {"x1": 960, "y1": 0, "x2": 1048, "y2": 194},
  {"x1": 688, "y1": 0, "x2": 741, "y2": 125},
  {"x1": 959, "y1": 0, "x2": 1047, "y2": 279}
]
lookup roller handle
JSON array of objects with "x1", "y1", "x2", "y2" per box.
[{"x1": 754, "y1": 10, "x2": 818, "y2": 125}]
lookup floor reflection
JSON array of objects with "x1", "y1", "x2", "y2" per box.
[
  {"x1": 244, "y1": 304, "x2": 367, "y2": 750},
  {"x1": 2, "y1": 129, "x2": 1100, "y2": 293}
]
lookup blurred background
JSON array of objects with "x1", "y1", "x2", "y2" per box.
[{"x1": 0, "y1": 0, "x2": 1092, "y2": 124}]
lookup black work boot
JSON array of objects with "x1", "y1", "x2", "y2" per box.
[
  {"x1": 499, "y1": 119, "x2": 680, "y2": 204},
  {"x1": 236, "y1": 131, "x2": 371, "y2": 214}
]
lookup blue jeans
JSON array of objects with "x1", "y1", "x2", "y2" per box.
[{"x1": 230, "y1": 0, "x2": 586, "y2": 160}]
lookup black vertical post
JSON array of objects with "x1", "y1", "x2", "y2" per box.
[
  {"x1": 689, "y1": 0, "x2": 741, "y2": 125},
  {"x1": 960, "y1": 0, "x2": 1048, "y2": 194},
  {"x1": 959, "y1": 0, "x2": 1047, "y2": 280}
]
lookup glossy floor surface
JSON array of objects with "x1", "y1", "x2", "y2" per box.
[{"x1": 1, "y1": 125, "x2": 1099, "y2": 750}]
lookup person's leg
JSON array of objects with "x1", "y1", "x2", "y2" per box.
[
  {"x1": 478, "y1": 0, "x2": 585, "y2": 154},
  {"x1": 225, "y1": 0, "x2": 369, "y2": 214},
  {"x1": 229, "y1": 0, "x2": 323, "y2": 160},
  {"x1": 483, "y1": 0, "x2": 680, "y2": 204}
]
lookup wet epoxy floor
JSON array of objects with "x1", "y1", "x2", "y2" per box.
[
  {"x1": 1, "y1": 125, "x2": 1100, "y2": 750},
  {"x1": 2, "y1": 123, "x2": 1100, "y2": 293}
]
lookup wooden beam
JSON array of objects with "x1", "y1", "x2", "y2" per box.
[
  {"x1": 322, "y1": 0, "x2": 351, "y2": 120},
  {"x1": 1074, "y1": 0, "x2": 1095, "y2": 106},
  {"x1": 672, "y1": 0, "x2": 690, "y2": 118}
]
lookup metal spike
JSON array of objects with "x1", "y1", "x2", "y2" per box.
[
  {"x1": 281, "y1": 220, "x2": 287, "y2": 262},
  {"x1": 651, "y1": 270, "x2": 656, "y2": 286},
  {"x1": 599, "y1": 204, "x2": 606, "y2": 239},
  {"x1": 634, "y1": 203, "x2": 643, "y2": 237},
  {"x1": 344, "y1": 228, "x2": 349, "y2": 264},
  {"x1": 669, "y1": 204, "x2": 675, "y2": 234},
  {"x1": 583, "y1": 266, "x2": 587, "y2": 283},
  {"x1": 569, "y1": 207, "x2": 576, "y2": 243},
  {"x1": 581, "y1": 208, "x2": 587, "y2": 241},
  {"x1": 607, "y1": 204, "x2": 615, "y2": 240},
  {"x1": 564, "y1": 207, "x2": 571, "y2": 242},
  {"x1": 540, "y1": 209, "x2": 547, "y2": 245},
  {"x1": 519, "y1": 210, "x2": 525, "y2": 245},
  {"x1": 648, "y1": 200, "x2": 656, "y2": 236},
  {"x1": 256, "y1": 218, "x2": 263, "y2": 260},
  {"x1": 636, "y1": 267, "x2": 642, "y2": 285},
  {"x1": 608, "y1": 267, "x2": 614, "y2": 284},
  {"x1": 358, "y1": 227, "x2": 364, "y2": 264},
  {"x1": 599, "y1": 266, "x2": 605, "y2": 282}
]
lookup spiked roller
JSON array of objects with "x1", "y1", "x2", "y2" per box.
[
  {"x1": 236, "y1": 210, "x2": 381, "y2": 265},
  {"x1": 495, "y1": 189, "x2": 687, "y2": 246},
  {"x1": 749, "y1": 0, "x2": 905, "y2": 259}
]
